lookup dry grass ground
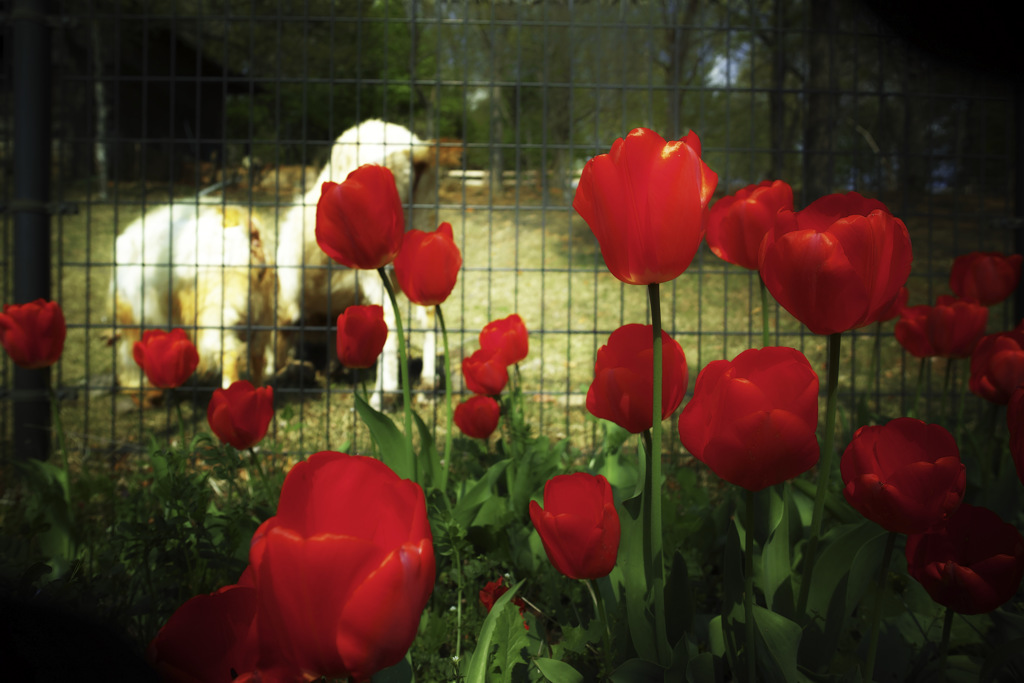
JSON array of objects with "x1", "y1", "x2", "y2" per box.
[{"x1": 1, "y1": 177, "x2": 1018, "y2": 475}]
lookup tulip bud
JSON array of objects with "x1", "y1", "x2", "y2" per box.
[
  {"x1": 529, "y1": 473, "x2": 620, "y2": 580},
  {"x1": 0, "y1": 299, "x2": 66, "y2": 369},
  {"x1": 132, "y1": 328, "x2": 199, "y2": 389}
]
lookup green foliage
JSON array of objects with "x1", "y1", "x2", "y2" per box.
[{"x1": 1, "y1": 423, "x2": 284, "y2": 645}]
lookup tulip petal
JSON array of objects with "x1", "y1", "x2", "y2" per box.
[
  {"x1": 702, "y1": 408, "x2": 819, "y2": 491},
  {"x1": 336, "y1": 540, "x2": 436, "y2": 681}
]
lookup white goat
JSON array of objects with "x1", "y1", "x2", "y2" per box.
[
  {"x1": 108, "y1": 203, "x2": 276, "y2": 402},
  {"x1": 274, "y1": 119, "x2": 443, "y2": 406}
]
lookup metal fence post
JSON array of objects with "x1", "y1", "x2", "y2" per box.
[
  {"x1": 11, "y1": 0, "x2": 53, "y2": 460},
  {"x1": 1016, "y1": 82, "x2": 1024, "y2": 327}
]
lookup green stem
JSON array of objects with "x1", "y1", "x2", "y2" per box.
[
  {"x1": 585, "y1": 578, "x2": 614, "y2": 676},
  {"x1": 437, "y1": 305, "x2": 453, "y2": 493},
  {"x1": 796, "y1": 331, "x2": 842, "y2": 618},
  {"x1": 378, "y1": 267, "x2": 416, "y2": 484},
  {"x1": 49, "y1": 387, "x2": 74, "y2": 561},
  {"x1": 248, "y1": 447, "x2": 274, "y2": 503},
  {"x1": 646, "y1": 282, "x2": 669, "y2": 664},
  {"x1": 175, "y1": 401, "x2": 187, "y2": 448},
  {"x1": 513, "y1": 363, "x2": 524, "y2": 428},
  {"x1": 938, "y1": 606, "x2": 954, "y2": 683},
  {"x1": 744, "y1": 488, "x2": 757, "y2": 683},
  {"x1": 863, "y1": 531, "x2": 897, "y2": 681},
  {"x1": 908, "y1": 357, "x2": 926, "y2": 420},
  {"x1": 954, "y1": 359, "x2": 968, "y2": 448},
  {"x1": 49, "y1": 388, "x2": 69, "y2": 477},
  {"x1": 452, "y1": 528, "x2": 464, "y2": 663},
  {"x1": 640, "y1": 429, "x2": 655, "y2": 565},
  {"x1": 759, "y1": 276, "x2": 771, "y2": 349}
]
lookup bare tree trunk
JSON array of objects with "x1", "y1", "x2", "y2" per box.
[
  {"x1": 803, "y1": 0, "x2": 837, "y2": 202},
  {"x1": 91, "y1": 20, "x2": 108, "y2": 199},
  {"x1": 478, "y1": 16, "x2": 511, "y2": 190},
  {"x1": 769, "y1": 0, "x2": 786, "y2": 180},
  {"x1": 490, "y1": 83, "x2": 505, "y2": 186},
  {"x1": 661, "y1": 0, "x2": 701, "y2": 138}
]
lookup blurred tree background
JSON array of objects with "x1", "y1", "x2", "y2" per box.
[{"x1": 39, "y1": 0, "x2": 1014, "y2": 207}]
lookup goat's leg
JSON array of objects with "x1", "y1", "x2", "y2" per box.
[{"x1": 416, "y1": 305, "x2": 438, "y2": 397}]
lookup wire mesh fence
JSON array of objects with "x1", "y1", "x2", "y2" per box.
[{"x1": 1, "y1": 0, "x2": 1019, "y2": 462}]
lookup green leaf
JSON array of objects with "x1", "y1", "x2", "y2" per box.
[
  {"x1": 558, "y1": 619, "x2": 604, "y2": 655},
  {"x1": 665, "y1": 634, "x2": 692, "y2": 683},
  {"x1": 800, "y1": 520, "x2": 886, "y2": 670},
  {"x1": 845, "y1": 529, "x2": 889, "y2": 616},
  {"x1": 412, "y1": 409, "x2": 443, "y2": 491},
  {"x1": 371, "y1": 655, "x2": 413, "y2": 683},
  {"x1": 453, "y1": 459, "x2": 511, "y2": 529},
  {"x1": 753, "y1": 606, "x2": 803, "y2": 683},
  {"x1": 464, "y1": 579, "x2": 526, "y2": 683},
  {"x1": 610, "y1": 659, "x2": 664, "y2": 683},
  {"x1": 980, "y1": 636, "x2": 1024, "y2": 682},
  {"x1": 151, "y1": 453, "x2": 169, "y2": 481},
  {"x1": 761, "y1": 485, "x2": 793, "y2": 615},
  {"x1": 491, "y1": 601, "x2": 530, "y2": 682},
  {"x1": 805, "y1": 520, "x2": 885, "y2": 619},
  {"x1": 600, "y1": 418, "x2": 632, "y2": 456},
  {"x1": 665, "y1": 552, "x2": 694, "y2": 643},
  {"x1": 534, "y1": 657, "x2": 584, "y2": 683},
  {"x1": 685, "y1": 652, "x2": 719, "y2": 683},
  {"x1": 620, "y1": 492, "x2": 658, "y2": 663},
  {"x1": 708, "y1": 615, "x2": 726, "y2": 659},
  {"x1": 597, "y1": 450, "x2": 638, "y2": 490},
  {"x1": 16, "y1": 459, "x2": 75, "y2": 576},
  {"x1": 723, "y1": 520, "x2": 744, "y2": 611},
  {"x1": 354, "y1": 393, "x2": 413, "y2": 480}
]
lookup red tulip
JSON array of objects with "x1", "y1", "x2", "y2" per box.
[
  {"x1": 479, "y1": 313, "x2": 529, "y2": 365},
  {"x1": 315, "y1": 165, "x2": 405, "y2": 270},
  {"x1": 132, "y1": 328, "x2": 199, "y2": 389},
  {"x1": 479, "y1": 577, "x2": 526, "y2": 616},
  {"x1": 336, "y1": 305, "x2": 388, "y2": 369},
  {"x1": 572, "y1": 127, "x2": 717, "y2": 285},
  {"x1": 248, "y1": 452, "x2": 435, "y2": 681},
  {"x1": 147, "y1": 583, "x2": 260, "y2": 683},
  {"x1": 529, "y1": 473, "x2": 620, "y2": 580},
  {"x1": 759, "y1": 192, "x2": 913, "y2": 336},
  {"x1": 894, "y1": 296, "x2": 989, "y2": 359},
  {"x1": 462, "y1": 347, "x2": 509, "y2": 396},
  {"x1": 840, "y1": 418, "x2": 965, "y2": 534},
  {"x1": 905, "y1": 504, "x2": 1024, "y2": 614},
  {"x1": 1010, "y1": 387, "x2": 1024, "y2": 487},
  {"x1": 208, "y1": 380, "x2": 274, "y2": 450},
  {"x1": 586, "y1": 324, "x2": 688, "y2": 434},
  {"x1": 706, "y1": 179, "x2": 793, "y2": 271},
  {"x1": 678, "y1": 346, "x2": 819, "y2": 491},
  {"x1": 949, "y1": 251, "x2": 1023, "y2": 306},
  {"x1": 0, "y1": 299, "x2": 66, "y2": 369},
  {"x1": 969, "y1": 325, "x2": 1024, "y2": 404},
  {"x1": 393, "y1": 222, "x2": 462, "y2": 306},
  {"x1": 454, "y1": 395, "x2": 501, "y2": 440}
]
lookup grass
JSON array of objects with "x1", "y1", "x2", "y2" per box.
[{"x1": 1, "y1": 178, "x2": 1018, "y2": 471}]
